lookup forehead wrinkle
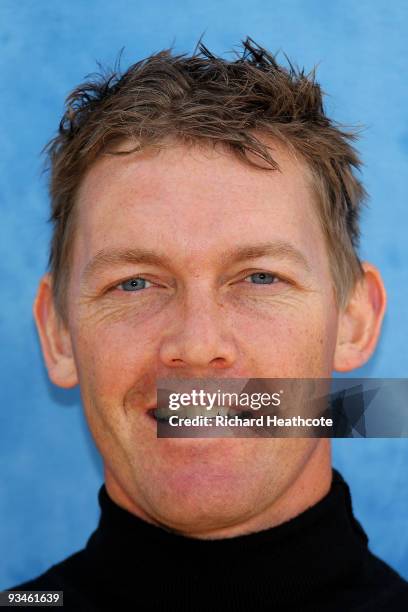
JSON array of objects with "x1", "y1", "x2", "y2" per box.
[
  {"x1": 81, "y1": 248, "x2": 170, "y2": 284},
  {"x1": 223, "y1": 241, "x2": 312, "y2": 272},
  {"x1": 81, "y1": 240, "x2": 312, "y2": 287}
]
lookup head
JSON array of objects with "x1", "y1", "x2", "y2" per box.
[{"x1": 34, "y1": 40, "x2": 386, "y2": 537}]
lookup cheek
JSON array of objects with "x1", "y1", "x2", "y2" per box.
[
  {"x1": 71, "y1": 316, "x2": 160, "y2": 403},
  {"x1": 232, "y1": 301, "x2": 338, "y2": 377}
]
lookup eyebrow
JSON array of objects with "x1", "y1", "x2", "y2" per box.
[
  {"x1": 82, "y1": 240, "x2": 311, "y2": 283},
  {"x1": 223, "y1": 242, "x2": 311, "y2": 271}
]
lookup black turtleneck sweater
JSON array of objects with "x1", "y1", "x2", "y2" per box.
[{"x1": 10, "y1": 469, "x2": 408, "y2": 611}]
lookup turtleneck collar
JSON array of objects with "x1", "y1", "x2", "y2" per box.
[{"x1": 84, "y1": 468, "x2": 369, "y2": 607}]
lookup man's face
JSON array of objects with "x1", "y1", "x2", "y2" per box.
[{"x1": 64, "y1": 141, "x2": 339, "y2": 535}]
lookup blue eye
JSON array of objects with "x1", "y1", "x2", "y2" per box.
[
  {"x1": 119, "y1": 278, "x2": 151, "y2": 291},
  {"x1": 245, "y1": 272, "x2": 278, "y2": 284}
]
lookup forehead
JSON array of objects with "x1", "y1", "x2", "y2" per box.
[{"x1": 73, "y1": 140, "x2": 324, "y2": 267}]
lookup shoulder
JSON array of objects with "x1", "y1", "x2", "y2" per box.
[
  {"x1": 10, "y1": 550, "x2": 84, "y2": 591},
  {"x1": 360, "y1": 551, "x2": 408, "y2": 610},
  {"x1": 7, "y1": 550, "x2": 95, "y2": 611}
]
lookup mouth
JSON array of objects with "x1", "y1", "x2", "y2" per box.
[{"x1": 147, "y1": 406, "x2": 255, "y2": 423}]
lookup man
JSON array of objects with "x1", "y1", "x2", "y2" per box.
[{"x1": 10, "y1": 39, "x2": 408, "y2": 609}]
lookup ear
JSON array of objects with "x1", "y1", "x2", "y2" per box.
[
  {"x1": 33, "y1": 274, "x2": 78, "y2": 388},
  {"x1": 334, "y1": 262, "x2": 387, "y2": 372}
]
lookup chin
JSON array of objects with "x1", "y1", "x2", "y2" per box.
[
  {"x1": 138, "y1": 459, "x2": 260, "y2": 535},
  {"x1": 151, "y1": 492, "x2": 253, "y2": 537}
]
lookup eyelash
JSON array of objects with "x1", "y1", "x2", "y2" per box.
[
  {"x1": 110, "y1": 271, "x2": 287, "y2": 293},
  {"x1": 111, "y1": 277, "x2": 159, "y2": 292}
]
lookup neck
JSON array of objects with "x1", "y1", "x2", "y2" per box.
[{"x1": 105, "y1": 438, "x2": 332, "y2": 539}]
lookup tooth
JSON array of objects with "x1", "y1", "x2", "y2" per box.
[
  {"x1": 213, "y1": 406, "x2": 229, "y2": 418},
  {"x1": 155, "y1": 404, "x2": 232, "y2": 420},
  {"x1": 232, "y1": 410, "x2": 253, "y2": 421},
  {"x1": 153, "y1": 407, "x2": 172, "y2": 421}
]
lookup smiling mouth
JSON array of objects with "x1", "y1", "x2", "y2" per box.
[{"x1": 148, "y1": 406, "x2": 255, "y2": 423}]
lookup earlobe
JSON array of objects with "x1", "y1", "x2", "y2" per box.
[
  {"x1": 334, "y1": 262, "x2": 387, "y2": 372},
  {"x1": 33, "y1": 274, "x2": 78, "y2": 388}
]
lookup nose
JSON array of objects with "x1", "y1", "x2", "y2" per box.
[{"x1": 158, "y1": 284, "x2": 238, "y2": 371}]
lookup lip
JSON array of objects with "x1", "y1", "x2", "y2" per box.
[
  {"x1": 148, "y1": 405, "x2": 258, "y2": 423},
  {"x1": 146, "y1": 406, "x2": 158, "y2": 421}
]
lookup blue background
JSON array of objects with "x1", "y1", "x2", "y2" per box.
[{"x1": 0, "y1": 0, "x2": 407, "y2": 588}]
